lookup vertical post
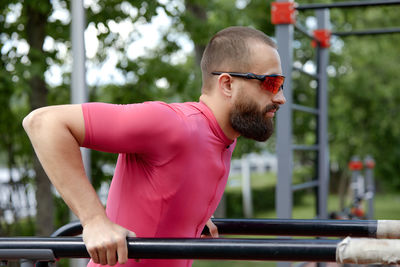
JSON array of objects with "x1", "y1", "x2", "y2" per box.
[
  {"x1": 274, "y1": 2, "x2": 294, "y2": 267},
  {"x1": 71, "y1": 0, "x2": 90, "y2": 266},
  {"x1": 241, "y1": 155, "x2": 253, "y2": 218},
  {"x1": 364, "y1": 155, "x2": 375, "y2": 220},
  {"x1": 315, "y1": 8, "x2": 330, "y2": 220},
  {"x1": 275, "y1": 3, "x2": 294, "y2": 221},
  {"x1": 71, "y1": 0, "x2": 90, "y2": 175}
]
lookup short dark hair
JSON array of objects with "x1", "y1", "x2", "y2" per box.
[{"x1": 200, "y1": 26, "x2": 277, "y2": 92}]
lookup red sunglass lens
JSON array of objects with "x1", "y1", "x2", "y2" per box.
[{"x1": 262, "y1": 76, "x2": 284, "y2": 94}]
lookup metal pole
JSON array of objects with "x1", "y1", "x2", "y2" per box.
[
  {"x1": 207, "y1": 218, "x2": 383, "y2": 237},
  {"x1": 3, "y1": 237, "x2": 400, "y2": 264},
  {"x1": 316, "y1": 9, "x2": 330, "y2": 220},
  {"x1": 364, "y1": 155, "x2": 375, "y2": 220},
  {"x1": 241, "y1": 155, "x2": 253, "y2": 218},
  {"x1": 275, "y1": 2, "x2": 294, "y2": 266},
  {"x1": 276, "y1": 0, "x2": 294, "y2": 220},
  {"x1": 296, "y1": 0, "x2": 400, "y2": 10},
  {"x1": 70, "y1": 1, "x2": 89, "y2": 267},
  {"x1": 54, "y1": 218, "x2": 400, "y2": 239},
  {"x1": 333, "y1": 28, "x2": 400, "y2": 37}
]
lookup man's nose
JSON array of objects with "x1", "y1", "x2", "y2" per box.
[{"x1": 273, "y1": 90, "x2": 286, "y2": 105}]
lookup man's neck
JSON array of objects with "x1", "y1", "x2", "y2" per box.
[{"x1": 199, "y1": 94, "x2": 239, "y2": 141}]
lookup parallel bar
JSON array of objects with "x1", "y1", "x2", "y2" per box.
[
  {"x1": 210, "y1": 218, "x2": 378, "y2": 237},
  {"x1": 292, "y1": 180, "x2": 319, "y2": 192},
  {"x1": 292, "y1": 144, "x2": 319, "y2": 151},
  {"x1": 53, "y1": 218, "x2": 382, "y2": 238},
  {"x1": 292, "y1": 104, "x2": 319, "y2": 114},
  {"x1": 0, "y1": 237, "x2": 339, "y2": 262},
  {"x1": 333, "y1": 28, "x2": 400, "y2": 37},
  {"x1": 294, "y1": 23, "x2": 316, "y2": 40},
  {"x1": 2, "y1": 237, "x2": 400, "y2": 264},
  {"x1": 292, "y1": 66, "x2": 319, "y2": 79},
  {"x1": 297, "y1": 0, "x2": 400, "y2": 10}
]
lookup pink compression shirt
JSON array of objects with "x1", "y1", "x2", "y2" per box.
[{"x1": 82, "y1": 101, "x2": 236, "y2": 267}]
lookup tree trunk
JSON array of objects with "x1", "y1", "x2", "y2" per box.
[
  {"x1": 25, "y1": 1, "x2": 54, "y2": 236},
  {"x1": 185, "y1": 1, "x2": 207, "y2": 66}
]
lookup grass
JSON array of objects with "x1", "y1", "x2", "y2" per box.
[{"x1": 192, "y1": 190, "x2": 400, "y2": 267}]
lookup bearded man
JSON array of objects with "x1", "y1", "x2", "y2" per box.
[{"x1": 23, "y1": 26, "x2": 286, "y2": 267}]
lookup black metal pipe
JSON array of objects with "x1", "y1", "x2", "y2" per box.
[
  {"x1": 0, "y1": 237, "x2": 339, "y2": 262},
  {"x1": 51, "y1": 221, "x2": 83, "y2": 237},
  {"x1": 294, "y1": 23, "x2": 316, "y2": 40},
  {"x1": 297, "y1": 0, "x2": 400, "y2": 10},
  {"x1": 55, "y1": 219, "x2": 379, "y2": 238},
  {"x1": 204, "y1": 219, "x2": 378, "y2": 238},
  {"x1": 333, "y1": 28, "x2": 400, "y2": 37}
]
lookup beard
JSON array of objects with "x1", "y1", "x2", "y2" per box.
[{"x1": 229, "y1": 94, "x2": 279, "y2": 142}]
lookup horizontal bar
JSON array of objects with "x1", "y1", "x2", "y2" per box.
[
  {"x1": 297, "y1": 0, "x2": 400, "y2": 10},
  {"x1": 333, "y1": 28, "x2": 400, "y2": 37},
  {"x1": 0, "y1": 237, "x2": 338, "y2": 262},
  {"x1": 292, "y1": 66, "x2": 319, "y2": 79},
  {"x1": 2, "y1": 237, "x2": 400, "y2": 264},
  {"x1": 294, "y1": 23, "x2": 316, "y2": 40},
  {"x1": 54, "y1": 219, "x2": 397, "y2": 239},
  {"x1": 292, "y1": 180, "x2": 319, "y2": 192},
  {"x1": 209, "y1": 218, "x2": 379, "y2": 237},
  {"x1": 292, "y1": 144, "x2": 319, "y2": 151},
  {"x1": 292, "y1": 104, "x2": 319, "y2": 114},
  {"x1": 0, "y1": 249, "x2": 55, "y2": 261}
]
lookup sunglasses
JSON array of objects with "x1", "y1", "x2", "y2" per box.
[{"x1": 211, "y1": 72, "x2": 285, "y2": 94}]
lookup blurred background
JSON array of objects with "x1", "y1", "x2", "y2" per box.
[{"x1": 0, "y1": 0, "x2": 399, "y2": 266}]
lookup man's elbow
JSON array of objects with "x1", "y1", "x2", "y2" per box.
[{"x1": 22, "y1": 108, "x2": 49, "y2": 136}]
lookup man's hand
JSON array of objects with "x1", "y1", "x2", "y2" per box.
[
  {"x1": 201, "y1": 218, "x2": 219, "y2": 238},
  {"x1": 82, "y1": 215, "x2": 136, "y2": 266}
]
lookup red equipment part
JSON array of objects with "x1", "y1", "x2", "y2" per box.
[
  {"x1": 348, "y1": 160, "x2": 363, "y2": 171},
  {"x1": 312, "y1": 29, "x2": 331, "y2": 48},
  {"x1": 271, "y1": 2, "x2": 296, "y2": 25}
]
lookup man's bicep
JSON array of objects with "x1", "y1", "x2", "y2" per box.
[{"x1": 55, "y1": 104, "x2": 86, "y2": 146}]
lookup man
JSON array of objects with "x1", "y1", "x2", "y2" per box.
[{"x1": 23, "y1": 26, "x2": 286, "y2": 266}]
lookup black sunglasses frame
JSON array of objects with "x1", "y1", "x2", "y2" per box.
[
  {"x1": 212, "y1": 71, "x2": 284, "y2": 81},
  {"x1": 211, "y1": 71, "x2": 285, "y2": 92}
]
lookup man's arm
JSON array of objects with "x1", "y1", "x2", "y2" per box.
[{"x1": 23, "y1": 104, "x2": 135, "y2": 266}]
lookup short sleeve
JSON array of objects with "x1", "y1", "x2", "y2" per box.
[{"x1": 82, "y1": 102, "x2": 187, "y2": 159}]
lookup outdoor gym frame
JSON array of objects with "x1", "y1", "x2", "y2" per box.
[{"x1": 274, "y1": 0, "x2": 400, "y2": 223}]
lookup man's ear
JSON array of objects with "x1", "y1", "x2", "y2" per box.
[{"x1": 218, "y1": 73, "x2": 233, "y2": 98}]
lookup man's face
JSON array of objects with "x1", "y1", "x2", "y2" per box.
[
  {"x1": 229, "y1": 42, "x2": 285, "y2": 142},
  {"x1": 229, "y1": 88, "x2": 279, "y2": 142}
]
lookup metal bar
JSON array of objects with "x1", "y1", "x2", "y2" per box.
[
  {"x1": 297, "y1": 0, "x2": 400, "y2": 10},
  {"x1": 2, "y1": 237, "x2": 400, "y2": 264},
  {"x1": 241, "y1": 155, "x2": 253, "y2": 218},
  {"x1": 294, "y1": 23, "x2": 316, "y2": 40},
  {"x1": 0, "y1": 237, "x2": 339, "y2": 262},
  {"x1": 51, "y1": 221, "x2": 83, "y2": 237},
  {"x1": 333, "y1": 28, "x2": 400, "y2": 37},
  {"x1": 292, "y1": 66, "x2": 319, "y2": 79},
  {"x1": 292, "y1": 180, "x2": 319, "y2": 192},
  {"x1": 316, "y1": 9, "x2": 330, "y2": 220},
  {"x1": 292, "y1": 145, "x2": 319, "y2": 151},
  {"x1": 276, "y1": 15, "x2": 294, "y2": 221},
  {"x1": 208, "y1": 218, "x2": 379, "y2": 237},
  {"x1": 51, "y1": 218, "x2": 386, "y2": 238},
  {"x1": 292, "y1": 104, "x2": 319, "y2": 114}
]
